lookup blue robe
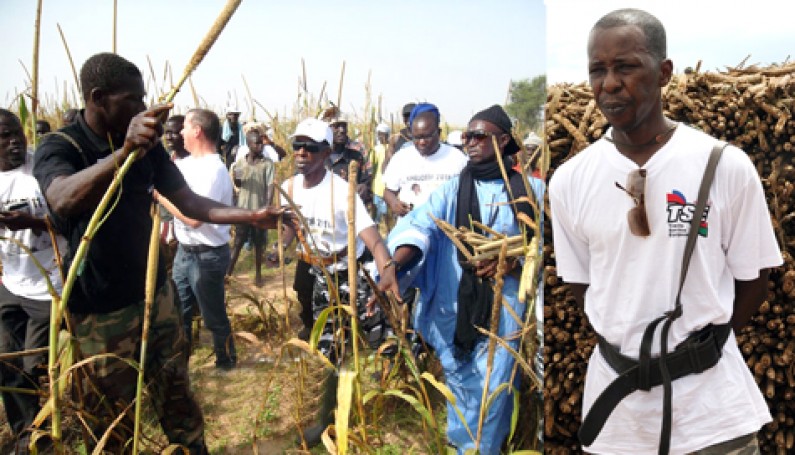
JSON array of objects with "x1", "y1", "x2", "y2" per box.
[{"x1": 387, "y1": 175, "x2": 527, "y2": 454}]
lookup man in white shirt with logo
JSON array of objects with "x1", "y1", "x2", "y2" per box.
[
  {"x1": 549, "y1": 8, "x2": 782, "y2": 454},
  {"x1": 278, "y1": 118, "x2": 399, "y2": 448},
  {"x1": 382, "y1": 103, "x2": 468, "y2": 216}
]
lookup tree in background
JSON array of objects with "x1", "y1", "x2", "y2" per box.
[{"x1": 506, "y1": 75, "x2": 546, "y2": 131}]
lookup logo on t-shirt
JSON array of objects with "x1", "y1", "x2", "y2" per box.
[{"x1": 666, "y1": 190, "x2": 710, "y2": 238}]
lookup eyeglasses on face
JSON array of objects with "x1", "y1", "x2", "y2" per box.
[
  {"x1": 615, "y1": 168, "x2": 650, "y2": 237},
  {"x1": 291, "y1": 141, "x2": 324, "y2": 153},
  {"x1": 411, "y1": 130, "x2": 439, "y2": 142},
  {"x1": 462, "y1": 130, "x2": 499, "y2": 143}
]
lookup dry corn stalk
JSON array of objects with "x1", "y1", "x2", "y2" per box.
[{"x1": 431, "y1": 215, "x2": 526, "y2": 263}]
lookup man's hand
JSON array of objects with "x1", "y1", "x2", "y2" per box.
[
  {"x1": 367, "y1": 263, "x2": 401, "y2": 316},
  {"x1": 250, "y1": 205, "x2": 297, "y2": 230},
  {"x1": 124, "y1": 103, "x2": 173, "y2": 159},
  {"x1": 377, "y1": 265, "x2": 400, "y2": 299},
  {"x1": 357, "y1": 183, "x2": 372, "y2": 204},
  {"x1": 388, "y1": 199, "x2": 411, "y2": 217},
  {"x1": 0, "y1": 211, "x2": 44, "y2": 231},
  {"x1": 474, "y1": 257, "x2": 520, "y2": 279}
]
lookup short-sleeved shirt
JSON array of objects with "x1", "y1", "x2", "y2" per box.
[
  {"x1": 382, "y1": 143, "x2": 468, "y2": 209},
  {"x1": 173, "y1": 153, "x2": 233, "y2": 247},
  {"x1": 549, "y1": 123, "x2": 783, "y2": 453},
  {"x1": 33, "y1": 111, "x2": 187, "y2": 314},
  {"x1": 282, "y1": 170, "x2": 374, "y2": 272},
  {"x1": 230, "y1": 155, "x2": 274, "y2": 211},
  {"x1": 0, "y1": 158, "x2": 66, "y2": 300}
]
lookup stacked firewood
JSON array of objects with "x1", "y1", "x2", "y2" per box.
[{"x1": 544, "y1": 61, "x2": 795, "y2": 454}]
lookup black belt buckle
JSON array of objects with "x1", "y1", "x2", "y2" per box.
[{"x1": 182, "y1": 244, "x2": 212, "y2": 253}]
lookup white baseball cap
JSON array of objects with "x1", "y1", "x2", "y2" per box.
[
  {"x1": 225, "y1": 102, "x2": 241, "y2": 114},
  {"x1": 376, "y1": 123, "x2": 391, "y2": 134},
  {"x1": 290, "y1": 118, "x2": 333, "y2": 144},
  {"x1": 524, "y1": 132, "x2": 542, "y2": 147}
]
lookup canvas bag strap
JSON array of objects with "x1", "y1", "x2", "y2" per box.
[
  {"x1": 643, "y1": 139, "x2": 727, "y2": 455},
  {"x1": 674, "y1": 140, "x2": 727, "y2": 307}
]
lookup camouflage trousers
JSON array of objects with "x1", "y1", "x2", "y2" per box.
[
  {"x1": 69, "y1": 281, "x2": 205, "y2": 453},
  {"x1": 310, "y1": 264, "x2": 390, "y2": 363},
  {"x1": 689, "y1": 433, "x2": 759, "y2": 455}
]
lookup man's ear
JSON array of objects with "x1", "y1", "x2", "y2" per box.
[
  {"x1": 89, "y1": 87, "x2": 105, "y2": 109},
  {"x1": 659, "y1": 58, "x2": 674, "y2": 87}
]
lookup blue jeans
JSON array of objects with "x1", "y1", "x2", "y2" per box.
[{"x1": 172, "y1": 243, "x2": 236, "y2": 367}]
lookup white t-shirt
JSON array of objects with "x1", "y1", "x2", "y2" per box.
[
  {"x1": 382, "y1": 143, "x2": 468, "y2": 209},
  {"x1": 235, "y1": 144, "x2": 280, "y2": 164},
  {"x1": 174, "y1": 153, "x2": 233, "y2": 247},
  {"x1": 0, "y1": 160, "x2": 66, "y2": 300},
  {"x1": 549, "y1": 123, "x2": 782, "y2": 454},
  {"x1": 283, "y1": 170, "x2": 374, "y2": 271}
]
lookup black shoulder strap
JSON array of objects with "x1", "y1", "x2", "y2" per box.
[
  {"x1": 643, "y1": 140, "x2": 727, "y2": 455},
  {"x1": 44, "y1": 131, "x2": 89, "y2": 168}
]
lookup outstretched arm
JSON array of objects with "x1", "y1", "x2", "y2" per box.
[
  {"x1": 154, "y1": 190, "x2": 203, "y2": 229},
  {"x1": 163, "y1": 185, "x2": 290, "y2": 229}
]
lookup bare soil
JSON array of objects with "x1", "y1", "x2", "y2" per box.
[{"x1": 0, "y1": 250, "x2": 443, "y2": 454}]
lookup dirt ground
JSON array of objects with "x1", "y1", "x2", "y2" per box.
[{"x1": 0, "y1": 249, "x2": 441, "y2": 454}]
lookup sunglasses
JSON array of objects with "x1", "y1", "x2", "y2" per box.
[
  {"x1": 615, "y1": 168, "x2": 650, "y2": 236},
  {"x1": 462, "y1": 130, "x2": 499, "y2": 143},
  {"x1": 291, "y1": 141, "x2": 324, "y2": 153}
]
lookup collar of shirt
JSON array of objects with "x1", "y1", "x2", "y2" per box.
[{"x1": 76, "y1": 111, "x2": 120, "y2": 156}]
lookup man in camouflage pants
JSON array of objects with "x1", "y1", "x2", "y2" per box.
[
  {"x1": 34, "y1": 53, "x2": 289, "y2": 453},
  {"x1": 69, "y1": 285, "x2": 203, "y2": 450}
]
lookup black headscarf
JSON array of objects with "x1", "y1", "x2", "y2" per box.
[{"x1": 453, "y1": 105, "x2": 534, "y2": 355}]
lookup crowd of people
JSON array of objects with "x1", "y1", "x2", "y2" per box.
[
  {"x1": 0, "y1": 6, "x2": 780, "y2": 455},
  {"x1": 0, "y1": 49, "x2": 542, "y2": 453}
]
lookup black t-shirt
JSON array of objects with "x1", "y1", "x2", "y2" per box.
[
  {"x1": 33, "y1": 111, "x2": 187, "y2": 314},
  {"x1": 328, "y1": 147, "x2": 367, "y2": 184}
]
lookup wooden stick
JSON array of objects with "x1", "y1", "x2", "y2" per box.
[
  {"x1": 112, "y1": 0, "x2": 117, "y2": 53},
  {"x1": 337, "y1": 61, "x2": 346, "y2": 111},
  {"x1": 30, "y1": 0, "x2": 42, "y2": 147},
  {"x1": 132, "y1": 205, "x2": 161, "y2": 455},
  {"x1": 476, "y1": 239, "x2": 509, "y2": 447}
]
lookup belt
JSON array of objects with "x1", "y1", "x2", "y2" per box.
[
  {"x1": 180, "y1": 243, "x2": 224, "y2": 254},
  {"x1": 579, "y1": 323, "x2": 731, "y2": 450},
  {"x1": 298, "y1": 246, "x2": 347, "y2": 267}
]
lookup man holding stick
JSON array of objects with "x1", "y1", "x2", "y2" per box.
[
  {"x1": 278, "y1": 118, "x2": 399, "y2": 448},
  {"x1": 33, "y1": 52, "x2": 290, "y2": 454},
  {"x1": 387, "y1": 105, "x2": 533, "y2": 454},
  {"x1": 549, "y1": 9, "x2": 782, "y2": 454}
]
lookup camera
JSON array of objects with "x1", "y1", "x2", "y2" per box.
[{"x1": 3, "y1": 201, "x2": 29, "y2": 213}]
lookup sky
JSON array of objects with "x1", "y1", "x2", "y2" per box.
[
  {"x1": 548, "y1": 0, "x2": 795, "y2": 84},
  {"x1": 0, "y1": 0, "x2": 546, "y2": 127}
]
